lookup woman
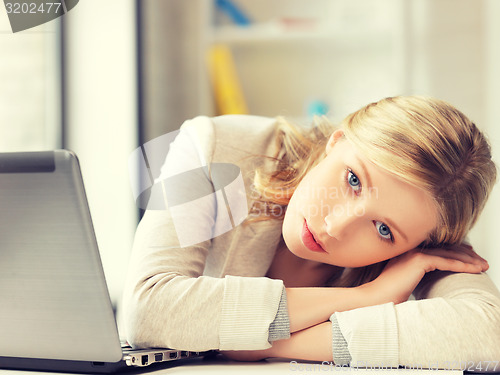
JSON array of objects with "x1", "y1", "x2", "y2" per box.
[{"x1": 122, "y1": 96, "x2": 500, "y2": 369}]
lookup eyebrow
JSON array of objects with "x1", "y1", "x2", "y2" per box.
[{"x1": 354, "y1": 155, "x2": 409, "y2": 244}]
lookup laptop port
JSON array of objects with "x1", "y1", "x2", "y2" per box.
[
  {"x1": 154, "y1": 353, "x2": 163, "y2": 362},
  {"x1": 169, "y1": 351, "x2": 178, "y2": 359},
  {"x1": 181, "y1": 351, "x2": 189, "y2": 358},
  {"x1": 141, "y1": 355, "x2": 149, "y2": 366}
]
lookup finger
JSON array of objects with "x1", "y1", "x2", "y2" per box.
[
  {"x1": 458, "y1": 245, "x2": 489, "y2": 263},
  {"x1": 453, "y1": 245, "x2": 489, "y2": 269},
  {"x1": 422, "y1": 247, "x2": 488, "y2": 271},
  {"x1": 420, "y1": 253, "x2": 483, "y2": 274},
  {"x1": 424, "y1": 248, "x2": 483, "y2": 266},
  {"x1": 449, "y1": 250, "x2": 488, "y2": 271},
  {"x1": 420, "y1": 248, "x2": 472, "y2": 263}
]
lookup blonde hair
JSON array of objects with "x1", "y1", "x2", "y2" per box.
[{"x1": 251, "y1": 95, "x2": 497, "y2": 287}]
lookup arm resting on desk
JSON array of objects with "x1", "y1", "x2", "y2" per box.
[
  {"x1": 332, "y1": 271, "x2": 500, "y2": 369},
  {"x1": 225, "y1": 271, "x2": 500, "y2": 368}
]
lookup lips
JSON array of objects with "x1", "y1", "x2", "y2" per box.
[{"x1": 301, "y1": 220, "x2": 325, "y2": 253}]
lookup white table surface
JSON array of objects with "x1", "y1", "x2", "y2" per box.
[{"x1": 0, "y1": 356, "x2": 466, "y2": 375}]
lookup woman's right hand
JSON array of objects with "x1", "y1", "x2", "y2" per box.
[{"x1": 358, "y1": 243, "x2": 489, "y2": 305}]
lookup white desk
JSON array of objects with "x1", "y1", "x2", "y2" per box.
[{"x1": 0, "y1": 356, "x2": 466, "y2": 375}]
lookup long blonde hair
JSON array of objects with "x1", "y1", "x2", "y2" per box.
[{"x1": 251, "y1": 95, "x2": 497, "y2": 287}]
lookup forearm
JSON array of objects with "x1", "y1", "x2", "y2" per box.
[
  {"x1": 286, "y1": 286, "x2": 376, "y2": 333},
  {"x1": 223, "y1": 321, "x2": 334, "y2": 362},
  {"x1": 270, "y1": 321, "x2": 333, "y2": 362}
]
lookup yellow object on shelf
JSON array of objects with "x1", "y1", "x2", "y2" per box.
[{"x1": 207, "y1": 44, "x2": 248, "y2": 115}]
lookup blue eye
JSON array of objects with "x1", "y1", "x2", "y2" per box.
[
  {"x1": 375, "y1": 221, "x2": 392, "y2": 241},
  {"x1": 347, "y1": 169, "x2": 361, "y2": 193}
]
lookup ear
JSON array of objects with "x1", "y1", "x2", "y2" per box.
[{"x1": 325, "y1": 129, "x2": 345, "y2": 155}]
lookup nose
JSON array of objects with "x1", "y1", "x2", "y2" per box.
[{"x1": 324, "y1": 202, "x2": 361, "y2": 240}]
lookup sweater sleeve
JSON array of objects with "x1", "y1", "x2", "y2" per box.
[
  {"x1": 332, "y1": 271, "x2": 500, "y2": 370},
  {"x1": 330, "y1": 314, "x2": 352, "y2": 365},
  {"x1": 398, "y1": 271, "x2": 500, "y2": 370},
  {"x1": 268, "y1": 288, "x2": 291, "y2": 342},
  {"x1": 121, "y1": 116, "x2": 284, "y2": 352}
]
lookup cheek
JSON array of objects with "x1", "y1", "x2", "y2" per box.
[
  {"x1": 338, "y1": 228, "x2": 405, "y2": 267},
  {"x1": 346, "y1": 248, "x2": 391, "y2": 267}
]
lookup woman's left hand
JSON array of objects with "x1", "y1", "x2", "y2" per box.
[{"x1": 359, "y1": 242, "x2": 489, "y2": 305}]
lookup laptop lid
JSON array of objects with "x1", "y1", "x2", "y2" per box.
[{"x1": 0, "y1": 150, "x2": 123, "y2": 363}]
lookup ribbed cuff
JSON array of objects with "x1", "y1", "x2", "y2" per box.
[
  {"x1": 330, "y1": 313, "x2": 352, "y2": 365},
  {"x1": 335, "y1": 302, "x2": 399, "y2": 368},
  {"x1": 219, "y1": 275, "x2": 284, "y2": 350},
  {"x1": 268, "y1": 288, "x2": 291, "y2": 342}
]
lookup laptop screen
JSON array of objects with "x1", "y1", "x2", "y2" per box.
[{"x1": 0, "y1": 150, "x2": 122, "y2": 363}]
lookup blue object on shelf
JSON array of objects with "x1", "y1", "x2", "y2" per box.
[
  {"x1": 216, "y1": 0, "x2": 251, "y2": 26},
  {"x1": 307, "y1": 100, "x2": 330, "y2": 117}
]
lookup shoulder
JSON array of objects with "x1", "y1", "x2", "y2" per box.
[
  {"x1": 179, "y1": 115, "x2": 280, "y2": 161},
  {"x1": 158, "y1": 114, "x2": 279, "y2": 178},
  {"x1": 181, "y1": 113, "x2": 277, "y2": 130},
  {"x1": 176, "y1": 115, "x2": 278, "y2": 171},
  {"x1": 210, "y1": 114, "x2": 278, "y2": 137}
]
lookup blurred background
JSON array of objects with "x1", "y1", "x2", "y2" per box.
[{"x1": 1, "y1": 0, "x2": 499, "y2": 317}]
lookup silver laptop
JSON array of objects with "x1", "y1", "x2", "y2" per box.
[{"x1": 0, "y1": 150, "x2": 215, "y2": 373}]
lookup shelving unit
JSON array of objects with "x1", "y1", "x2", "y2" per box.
[{"x1": 200, "y1": 0, "x2": 408, "y2": 122}]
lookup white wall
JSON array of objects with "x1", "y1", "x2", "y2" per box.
[
  {"x1": 63, "y1": 0, "x2": 137, "y2": 307},
  {"x1": 481, "y1": 0, "x2": 500, "y2": 288},
  {"x1": 0, "y1": 9, "x2": 61, "y2": 150}
]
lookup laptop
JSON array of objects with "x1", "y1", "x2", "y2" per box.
[{"x1": 0, "y1": 150, "x2": 215, "y2": 373}]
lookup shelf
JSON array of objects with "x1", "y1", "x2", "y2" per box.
[{"x1": 210, "y1": 21, "x2": 335, "y2": 44}]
